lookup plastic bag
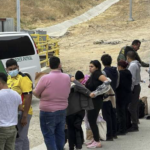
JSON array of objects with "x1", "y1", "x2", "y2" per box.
[
  {"x1": 84, "y1": 112, "x2": 107, "y2": 141},
  {"x1": 97, "y1": 119, "x2": 107, "y2": 141}
]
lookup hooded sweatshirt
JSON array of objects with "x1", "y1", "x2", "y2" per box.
[
  {"x1": 103, "y1": 66, "x2": 119, "y2": 92},
  {"x1": 128, "y1": 60, "x2": 141, "y2": 90}
]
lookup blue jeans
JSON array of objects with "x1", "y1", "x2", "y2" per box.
[{"x1": 40, "y1": 110, "x2": 66, "y2": 150}]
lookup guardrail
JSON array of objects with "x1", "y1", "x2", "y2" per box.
[{"x1": 31, "y1": 34, "x2": 59, "y2": 67}]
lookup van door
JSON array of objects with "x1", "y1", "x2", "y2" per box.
[{"x1": 0, "y1": 60, "x2": 6, "y2": 74}]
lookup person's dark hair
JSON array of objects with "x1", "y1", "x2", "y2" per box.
[
  {"x1": 6, "y1": 59, "x2": 18, "y2": 68},
  {"x1": 0, "y1": 72, "x2": 7, "y2": 83},
  {"x1": 118, "y1": 60, "x2": 128, "y2": 69},
  {"x1": 132, "y1": 40, "x2": 141, "y2": 45},
  {"x1": 90, "y1": 60, "x2": 101, "y2": 71},
  {"x1": 101, "y1": 54, "x2": 112, "y2": 66},
  {"x1": 127, "y1": 51, "x2": 136, "y2": 60},
  {"x1": 49, "y1": 56, "x2": 60, "y2": 69},
  {"x1": 75, "y1": 71, "x2": 84, "y2": 80}
]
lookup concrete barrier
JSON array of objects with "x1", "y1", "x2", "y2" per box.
[{"x1": 36, "y1": 0, "x2": 120, "y2": 37}]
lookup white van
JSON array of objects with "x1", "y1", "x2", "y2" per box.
[{"x1": 0, "y1": 32, "x2": 41, "y2": 84}]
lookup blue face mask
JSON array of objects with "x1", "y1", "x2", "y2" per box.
[{"x1": 8, "y1": 69, "x2": 19, "y2": 77}]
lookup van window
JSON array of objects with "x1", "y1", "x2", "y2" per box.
[{"x1": 0, "y1": 35, "x2": 35, "y2": 59}]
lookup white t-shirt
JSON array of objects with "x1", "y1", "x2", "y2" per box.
[{"x1": 0, "y1": 89, "x2": 22, "y2": 127}]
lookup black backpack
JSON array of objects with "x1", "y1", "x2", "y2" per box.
[{"x1": 139, "y1": 100, "x2": 145, "y2": 118}]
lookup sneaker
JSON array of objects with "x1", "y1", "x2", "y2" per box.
[
  {"x1": 106, "y1": 137, "x2": 114, "y2": 141},
  {"x1": 113, "y1": 135, "x2": 118, "y2": 139},
  {"x1": 76, "y1": 147, "x2": 82, "y2": 150},
  {"x1": 128, "y1": 127, "x2": 139, "y2": 132},
  {"x1": 85, "y1": 139, "x2": 94, "y2": 146},
  {"x1": 146, "y1": 115, "x2": 150, "y2": 120},
  {"x1": 117, "y1": 132, "x2": 126, "y2": 136},
  {"x1": 87, "y1": 141, "x2": 102, "y2": 149}
]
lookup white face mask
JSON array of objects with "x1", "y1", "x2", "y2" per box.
[{"x1": 8, "y1": 69, "x2": 19, "y2": 77}]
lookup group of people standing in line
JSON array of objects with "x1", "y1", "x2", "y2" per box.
[{"x1": 0, "y1": 39, "x2": 149, "y2": 150}]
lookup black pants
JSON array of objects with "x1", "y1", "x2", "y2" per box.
[
  {"x1": 87, "y1": 97, "x2": 103, "y2": 142},
  {"x1": 66, "y1": 110, "x2": 85, "y2": 150},
  {"x1": 102, "y1": 101, "x2": 117, "y2": 139},
  {"x1": 117, "y1": 102, "x2": 130, "y2": 133},
  {"x1": 129, "y1": 84, "x2": 141, "y2": 127},
  {"x1": 126, "y1": 107, "x2": 132, "y2": 129},
  {"x1": 65, "y1": 129, "x2": 68, "y2": 144}
]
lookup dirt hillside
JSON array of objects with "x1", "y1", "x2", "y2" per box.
[
  {"x1": 59, "y1": 0, "x2": 150, "y2": 74},
  {"x1": 0, "y1": 0, "x2": 104, "y2": 29}
]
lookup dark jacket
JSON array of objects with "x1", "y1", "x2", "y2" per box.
[
  {"x1": 103, "y1": 67, "x2": 118, "y2": 92},
  {"x1": 117, "y1": 46, "x2": 149, "y2": 67},
  {"x1": 67, "y1": 81, "x2": 94, "y2": 116},
  {"x1": 116, "y1": 69, "x2": 132, "y2": 104}
]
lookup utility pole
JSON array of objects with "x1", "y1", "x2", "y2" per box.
[
  {"x1": 17, "y1": 0, "x2": 20, "y2": 31},
  {"x1": 129, "y1": 0, "x2": 134, "y2": 21}
]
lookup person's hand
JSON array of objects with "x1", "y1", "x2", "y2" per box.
[
  {"x1": 90, "y1": 93, "x2": 95, "y2": 98},
  {"x1": 19, "y1": 105, "x2": 24, "y2": 111},
  {"x1": 21, "y1": 116, "x2": 27, "y2": 127},
  {"x1": 71, "y1": 77, "x2": 75, "y2": 82},
  {"x1": 19, "y1": 107, "x2": 24, "y2": 112}
]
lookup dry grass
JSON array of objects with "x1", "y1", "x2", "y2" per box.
[
  {"x1": 59, "y1": 0, "x2": 150, "y2": 74},
  {"x1": 0, "y1": 0, "x2": 104, "y2": 29},
  {"x1": 69, "y1": 0, "x2": 150, "y2": 36}
]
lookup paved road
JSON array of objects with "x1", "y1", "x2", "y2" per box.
[
  {"x1": 31, "y1": 97, "x2": 150, "y2": 150},
  {"x1": 31, "y1": 119, "x2": 150, "y2": 150}
]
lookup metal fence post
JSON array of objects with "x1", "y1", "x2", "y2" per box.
[
  {"x1": 129, "y1": 0, "x2": 134, "y2": 21},
  {"x1": 17, "y1": 0, "x2": 20, "y2": 31},
  {"x1": 46, "y1": 35, "x2": 49, "y2": 66}
]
